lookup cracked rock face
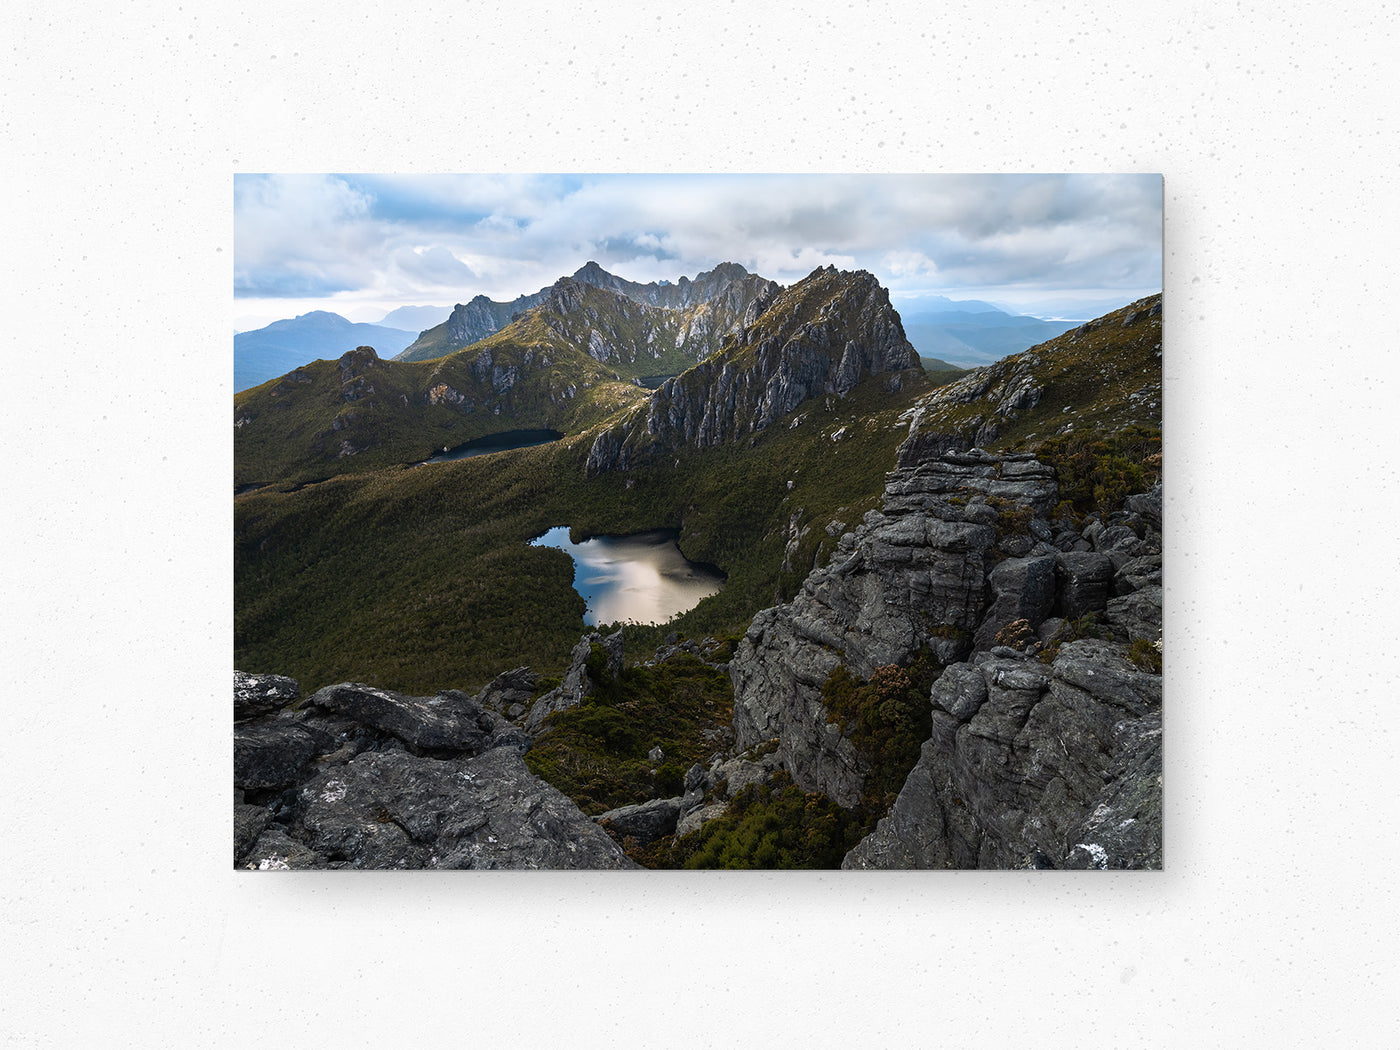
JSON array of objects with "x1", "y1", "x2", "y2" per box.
[
  {"x1": 280, "y1": 748, "x2": 637, "y2": 870},
  {"x1": 729, "y1": 449, "x2": 1059, "y2": 808},
  {"x1": 233, "y1": 670, "x2": 634, "y2": 870},
  {"x1": 842, "y1": 638, "x2": 1161, "y2": 870},
  {"x1": 586, "y1": 267, "x2": 919, "y2": 476}
]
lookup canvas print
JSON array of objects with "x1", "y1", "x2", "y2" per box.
[{"x1": 234, "y1": 174, "x2": 1163, "y2": 870}]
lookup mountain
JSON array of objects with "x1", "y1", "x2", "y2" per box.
[
  {"x1": 235, "y1": 272, "x2": 800, "y2": 486},
  {"x1": 896, "y1": 293, "x2": 1162, "y2": 464},
  {"x1": 585, "y1": 265, "x2": 920, "y2": 474},
  {"x1": 233, "y1": 298, "x2": 649, "y2": 486},
  {"x1": 897, "y1": 294, "x2": 1005, "y2": 315},
  {"x1": 520, "y1": 273, "x2": 777, "y2": 380},
  {"x1": 234, "y1": 312, "x2": 418, "y2": 393},
  {"x1": 234, "y1": 282, "x2": 1162, "y2": 870},
  {"x1": 377, "y1": 305, "x2": 451, "y2": 331},
  {"x1": 395, "y1": 260, "x2": 779, "y2": 364},
  {"x1": 986, "y1": 294, "x2": 1140, "y2": 321}
]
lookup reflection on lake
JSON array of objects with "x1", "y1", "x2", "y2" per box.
[
  {"x1": 529, "y1": 526, "x2": 724, "y2": 626},
  {"x1": 424, "y1": 429, "x2": 563, "y2": 463}
]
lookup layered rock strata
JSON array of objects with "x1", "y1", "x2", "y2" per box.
[
  {"x1": 729, "y1": 449, "x2": 1059, "y2": 807},
  {"x1": 727, "y1": 440, "x2": 1162, "y2": 864}
]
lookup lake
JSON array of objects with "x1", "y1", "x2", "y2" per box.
[
  {"x1": 424, "y1": 429, "x2": 563, "y2": 463},
  {"x1": 529, "y1": 526, "x2": 724, "y2": 626}
]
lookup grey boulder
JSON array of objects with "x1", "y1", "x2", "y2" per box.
[{"x1": 289, "y1": 747, "x2": 638, "y2": 870}]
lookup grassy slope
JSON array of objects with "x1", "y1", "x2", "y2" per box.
[
  {"x1": 911, "y1": 294, "x2": 1162, "y2": 452},
  {"x1": 233, "y1": 319, "x2": 648, "y2": 487},
  {"x1": 234, "y1": 368, "x2": 933, "y2": 696}
]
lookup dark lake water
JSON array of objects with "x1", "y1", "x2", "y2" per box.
[
  {"x1": 424, "y1": 429, "x2": 563, "y2": 463},
  {"x1": 529, "y1": 526, "x2": 724, "y2": 626}
]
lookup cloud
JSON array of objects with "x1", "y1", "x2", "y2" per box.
[
  {"x1": 882, "y1": 250, "x2": 940, "y2": 279},
  {"x1": 390, "y1": 245, "x2": 475, "y2": 286},
  {"x1": 234, "y1": 175, "x2": 379, "y2": 297},
  {"x1": 234, "y1": 174, "x2": 1162, "y2": 318}
]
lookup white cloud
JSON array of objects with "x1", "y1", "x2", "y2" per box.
[{"x1": 235, "y1": 174, "x2": 1162, "y2": 319}]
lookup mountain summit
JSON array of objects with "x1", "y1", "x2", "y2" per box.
[
  {"x1": 395, "y1": 261, "x2": 778, "y2": 363},
  {"x1": 234, "y1": 312, "x2": 417, "y2": 393},
  {"x1": 585, "y1": 266, "x2": 919, "y2": 474}
]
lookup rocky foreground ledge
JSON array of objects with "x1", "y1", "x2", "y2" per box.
[
  {"x1": 233, "y1": 672, "x2": 636, "y2": 870},
  {"x1": 730, "y1": 448, "x2": 1164, "y2": 869}
]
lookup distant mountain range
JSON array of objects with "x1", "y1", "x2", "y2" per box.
[
  {"x1": 234, "y1": 312, "x2": 418, "y2": 392},
  {"x1": 377, "y1": 305, "x2": 451, "y2": 332},
  {"x1": 894, "y1": 299, "x2": 1081, "y2": 368}
]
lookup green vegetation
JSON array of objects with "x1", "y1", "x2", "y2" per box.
[
  {"x1": 235, "y1": 369, "x2": 931, "y2": 695},
  {"x1": 1029, "y1": 426, "x2": 1162, "y2": 516},
  {"x1": 820, "y1": 656, "x2": 937, "y2": 809},
  {"x1": 668, "y1": 775, "x2": 866, "y2": 869},
  {"x1": 523, "y1": 651, "x2": 733, "y2": 815},
  {"x1": 623, "y1": 771, "x2": 867, "y2": 869},
  {"x1": 986, "y1": 494, "x2": 1035, "y2": 540},
  {"x1": 1128, "y1": 637, "x2": 1163, "y2": 674},
  {"x1": 233, "y1": 333, "x2": 648, "y2": 486}
]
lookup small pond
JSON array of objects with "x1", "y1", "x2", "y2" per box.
[
  {"x1": 423, "y1": 429, "x2": 563, "y2": 463},
  {"x1": 529, "y1": 526, "x2": 724, "y2": 626}
]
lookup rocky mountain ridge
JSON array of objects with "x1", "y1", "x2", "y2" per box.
[
  {"x1": 396, "y1": 260, "x2": 779, "y2": 364},
  {"x1": 234, "y1": 269, "x2": 792, "y2": 486},
  {"x1": 585, "y1": 266, "x2": 919, "y2": 475}
]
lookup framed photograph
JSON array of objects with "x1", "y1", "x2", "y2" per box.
[{"x1": 234, "y1": 174, "x2": 1163, "y2": 870}]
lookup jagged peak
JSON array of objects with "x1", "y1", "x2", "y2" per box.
[
  {"x1": 572, "y1": 260, "x2": 609, "y2": 280},
  {"x1": 694, "y1": 261, "x2": 750, "y2": 282}
]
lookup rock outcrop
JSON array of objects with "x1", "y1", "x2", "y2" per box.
[
  {"x1": 724, "y1": 442, "x2": 1161, "y2": 857},
  {"x1": 282, "y1": 747, "x2": 635, "y2": 870},
  {"x1": 234, "y1": 670, "x2": 299, "y2": 722},
  {"x1": 841, "y1": 637, "x2": 1161, "y2": 870},
  {"x1": 729, "y1": 449, "x2": 1060, "y2": 807},
  {"x1": 586, "y1": 266, "x2": 919, "y2": 475},
  {"x1": 523, "y1": 629, "x2": 624, "y2": 734},
  {"x1": 233, "y1": 671, "x2": 636, "y2": 870}
]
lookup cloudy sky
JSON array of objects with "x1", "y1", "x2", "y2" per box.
[{"x1": 233, "y1": 174, "x2": 1162, "y2": 330}]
